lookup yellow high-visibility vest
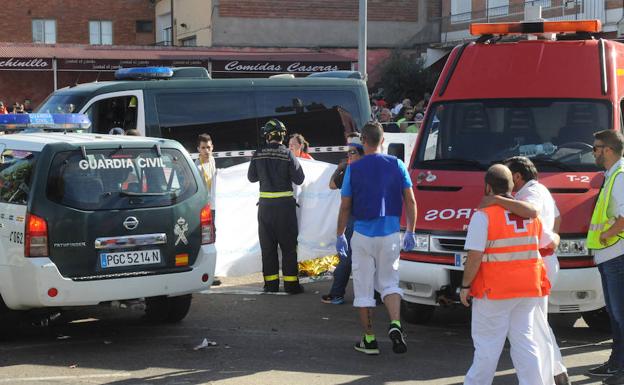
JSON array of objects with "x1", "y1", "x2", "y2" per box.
[{"x1": 587, "y1": 167, "x2": 624, "y2": 249}]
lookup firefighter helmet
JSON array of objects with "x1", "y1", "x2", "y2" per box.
[{"x1": 261, "y1": 118, "x2": 287, "y2": 141}]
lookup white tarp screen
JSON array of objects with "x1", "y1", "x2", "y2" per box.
[{"x1": 214, "y1": 159, "x2": 340, "y2": 276}]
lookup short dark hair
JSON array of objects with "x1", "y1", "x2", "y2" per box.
[
  {"x1": 361, "y1": 121, "x2": 383, "y2": 147},
  {"x1": 485, "y1": 164, "x2": 513, "y2": 195},
  {"x1": 504, "y1": 156, "x2": 538, "y2": 182},
  {"x1": 594, "y1": 130, "x2": 624, "y2": 156},
  {"x1": 197, "y1": 133, "x2": 212, "y2": 146}
]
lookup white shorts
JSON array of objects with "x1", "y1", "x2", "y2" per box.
[{"x1": 350, "y1": 231, "x2": 403, "y2": 307}]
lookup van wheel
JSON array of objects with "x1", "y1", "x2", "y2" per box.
[
  {"x1": 582, "y1": 307, "x2": 611, "y2": 333},
  {"x1": 401, "y1": 300, "x2": 435, "y2": 325},
  {"x1": 166, "y1": 295, "x2": 192, "y2": 323},
  {"x1": 0, "y1": 297, "x2": 21, "y2": 340},
  {"x1": 144, "y1": 295, "x2": 192, "y2": 323},
  {"x1": 144, "y1": 296, "x2": 170, "y2": 322}
]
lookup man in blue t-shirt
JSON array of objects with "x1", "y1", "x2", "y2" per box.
[{"x1": 336, "y1": 121, "x2": 417, "y2": 355}]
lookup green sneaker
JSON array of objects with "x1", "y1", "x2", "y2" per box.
[
  {"x1": 354, "y1": 336, "x2": 380, "y2": 355},
  {"x1": 388, "y1": 323, "x2": 407, "y2": 354}
]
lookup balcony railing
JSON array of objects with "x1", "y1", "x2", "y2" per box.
[{"x1": 449, "y1": 0, "x2": 556, "y2": 25}]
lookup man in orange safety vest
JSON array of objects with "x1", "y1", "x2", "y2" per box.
[{"x1": 460, "y1": 164, "x2": 560, "y2": 385}]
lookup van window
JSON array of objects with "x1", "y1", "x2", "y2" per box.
[
  {"x1": 84, "y1": 96, "x2": 138, "y2": 134},
  {"x1": 256, "y1": 90, "x2": 359, "y2": 147},
  {"x1": 47, "y1": 148, "x2": 197, "y2": 210},
  {"x1": 156, "y1": 91, "x2": 257, "y2": 156},
  {"x1": 416, "y1": 99, "x2": 611, "y2": 171},
  {"x1": 37, "y1": 93, "x2": 88, "y2": 114},
  {"x1": 0, "y1": 149, "x2": 37, "y2": 205}
]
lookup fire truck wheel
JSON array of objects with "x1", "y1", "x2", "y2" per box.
[
  {"x1": 582, "y1": 307, "x2": 611, "y2": 333},
  {"x1": 401, "y1": 300, "x2": 435, "y2": 325}
]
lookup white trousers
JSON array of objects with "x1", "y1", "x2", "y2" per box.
[
  {"x1": 350, "y1": 231, "x2": 402, "y2": 307},
  {"x1": 464, "y1": 296, "x2": 553, "y2": 385},
  {"x1": 536, "y1": 255, "x2": 567, "y2": 377}
]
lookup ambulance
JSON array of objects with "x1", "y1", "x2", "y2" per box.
[
  {"x1": 0, "y1": 114, "x2": 216, "y2": 335},
  {"x1": 400, "y1": 19, "x2": 615, "y2": 330}
]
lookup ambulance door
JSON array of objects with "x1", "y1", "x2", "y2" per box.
[
  {"x1": 80, "y1": 91, "x2": 145, "y2": 135},
  {"x1": 0, "y1": 147, "x2": 36, "y2": 267}
]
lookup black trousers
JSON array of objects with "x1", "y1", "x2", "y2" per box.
[{"x1": 258, "y1": 198, "x2": 300, "y2": 290}]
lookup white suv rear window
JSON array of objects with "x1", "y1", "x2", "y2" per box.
[{"x1": 47, "y1": 148, "x2": 197, "y2": 210}]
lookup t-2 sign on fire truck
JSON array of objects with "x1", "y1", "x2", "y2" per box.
[{"x1": 400, "y1": 19, "x2": 614, "y2": 330}]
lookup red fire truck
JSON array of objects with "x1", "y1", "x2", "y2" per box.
[{"x1": 400, "y1": 19, "x2": 615, "y2": 330}]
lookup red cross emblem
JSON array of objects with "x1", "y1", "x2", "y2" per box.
[{"x1": 504, "y1": 211, "x2": 531, "y2": 233}]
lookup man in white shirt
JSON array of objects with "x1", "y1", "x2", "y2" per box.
[
  {"x1": 195, "y1": 133, "x2": 219, "y2": 285},
  {"x1": 479, "y1": 156, "x2": 567, "y2": 385}
]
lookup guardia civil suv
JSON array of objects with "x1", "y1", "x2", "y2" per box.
[{"x1": 0, "y1": 114, "x2": 216, "y2": 333}]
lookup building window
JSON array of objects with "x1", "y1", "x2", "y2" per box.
[
  {"x1": 136, "y1": 20, "x2": 153, "y2": 33},
  {"x1": 89, "y1": 21, "x2": 113, "y2": 45},
  {"x1": 181, "y1": 36, "x2": 197, "y2": 47},
  {"x1": 32, "y1": 19, "x2": 56, "y2": 44},
  {"x1": 488, "y1": 0, "x2": 509, "y2": 18},
  {"x1": 450, "y1": 0, "x2": 471, "y2": 23},
  {"x1": 157, "y1": 13, "x2": 172, "y2": 46}
]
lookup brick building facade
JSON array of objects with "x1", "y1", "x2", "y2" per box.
[
  {"x1": 0, "y1": 0, "x2": 155, "y2": 46},
  {"x1": 218, "y1": 0, "x2": 420, "y2": 22}
]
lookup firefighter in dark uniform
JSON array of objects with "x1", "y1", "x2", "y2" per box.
[{"x1": 248, "y1": 118, "x2": 306, "y2": 294}]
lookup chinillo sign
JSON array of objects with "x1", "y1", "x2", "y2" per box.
[
  {"x1": 0, "y1": 57, "x2": 51, "y2": 70},
  {"x1": 213, "y1": 60, "x2": 352, "y2": 75}
]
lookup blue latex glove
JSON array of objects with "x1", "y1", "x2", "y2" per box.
[
  {"x1": 403, "y1": 231, "x2": 416, "y2": 251},
  {"x1": 336, "y1": 234, "x2": 349, "y2": 257}
]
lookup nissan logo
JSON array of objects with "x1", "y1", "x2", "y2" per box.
[{"x1": 123, "y1": 216, "x2": 139, "y2": 230}]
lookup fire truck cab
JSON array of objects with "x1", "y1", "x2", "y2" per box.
[{"x1": 400, "y1": 19, "x2": 616, "y2": 330}]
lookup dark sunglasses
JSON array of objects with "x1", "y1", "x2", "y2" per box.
[
  {"x1": 593, "y1": 145, "x2": 607, "y2": 152},
  {"x1": 348, "y1": 150, "x2": 359, "y2": 155}
]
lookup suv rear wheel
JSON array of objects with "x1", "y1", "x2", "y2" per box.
[
  {"x1": 401, "y1": 300, "x2": 435, "y2": 325},
  {"x1": 0, "y1": 296, "x2": 21, "y2": 340},
  {"x1": 144, "y1": 295, "x2": 192, "y2": 323}
]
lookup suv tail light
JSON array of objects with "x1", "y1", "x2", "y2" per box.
[
  {"x1": 25, "y1": 213, "x2": 48, "y2": 257},
  {"x1": 200, "y1": 204, "x2": 215, "y2": 244}
]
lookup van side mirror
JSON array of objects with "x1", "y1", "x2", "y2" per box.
[{"x1": 388, "y1": 143, "x2": 405, "y2": 162}]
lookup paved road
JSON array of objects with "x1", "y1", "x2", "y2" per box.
[{"x1": 0, "y1": 274, "x2": 612, "y2": 385}]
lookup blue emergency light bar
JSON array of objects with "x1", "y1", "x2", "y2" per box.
[
  {"x1": 114, "y1": 66, "x2": 174, "y2": 80},
  {"x1": 0, "y1": 113, "x2": 91, "y2": 131}
]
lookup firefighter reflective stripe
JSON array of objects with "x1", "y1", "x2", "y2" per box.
[
  {"x1": 483, "y1": 250, "x2": 541, "y2": 262},
  {"x1": 470, "y1": 205, "x2": 549, "y2": 300},
  {"x1": 259, "y1": 191, "x2": 294, "y2": 198},
  {"x1": 283, "y1": 275, "x2": 298, "y2": 282},
  {"x1": 264, "y1": 274, "x2": 279, "y2": 282},
  {"x1": 587, "y1": 167, "x2": 624, "y2": 249}
]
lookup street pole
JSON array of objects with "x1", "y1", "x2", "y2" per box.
[
  {"x1": 170, "y1": 0, "x2": 175, "y2": 46},
  {"x1": 358, "y1": 0, "x2": 367, "y2": 81}
]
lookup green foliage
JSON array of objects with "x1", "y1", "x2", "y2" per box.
[{"x1": 375, "y1": 51, "x2": 441, "y2": 105}]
